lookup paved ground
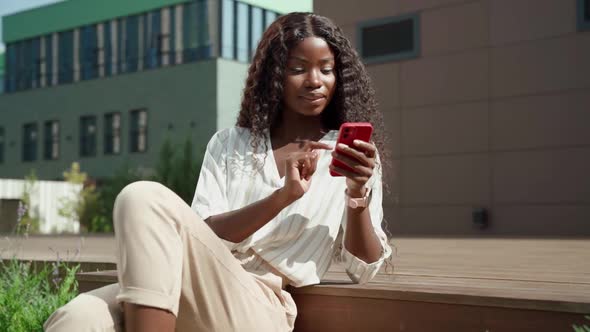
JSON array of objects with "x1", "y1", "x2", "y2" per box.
[{"x1": 0, "y1": 235, "x2": 117, "y2": 263}]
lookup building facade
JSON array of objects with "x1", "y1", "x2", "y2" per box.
[
  {"x1": 316, "y1": 0, "x2": 590, "y2": 236},
  {"x1": 0, "y1": 0, "x2": 312, "y2": 179}
]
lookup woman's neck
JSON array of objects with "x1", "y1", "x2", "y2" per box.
[{"x1": 271, "y1": 112, "x2": 327, "y2": 143}]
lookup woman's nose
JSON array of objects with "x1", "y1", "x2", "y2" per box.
[{"x1": 304, "y1": 69, "x2": 322, "y2": 88}]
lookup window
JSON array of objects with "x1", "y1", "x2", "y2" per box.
[
  {"x1": 578, "y1": 0, "x2": 590, "y2": 31},
  {"x1": 45, "y1": 34, "x2": 54, "y2": 85},
  {"x1": 358, "y1": 14, "x2": 420, "y2": 63},
  {"x1": 58, "y1": 30, "x2": 74, "y2": 84},
  {"x1": 130, "y1": 109, "x2": 147, "y2": 153},
  {"x1": 104, "y1": 112, "x2": 121, "y2": 155},
  {"x1": 5, "y1": 43, "x2": 17, "y2": 93},
  {"x1": 126, "y1": 15, "x2": 140, "y2": 73},
  {"x1": 220, "y1": 1, "x2": 274, "y2": 61},
  {"x1": 250, "y1": 7, "x2": 264, "y2": 59},
  {"x1": 118, "y1": 17, "x2": 127, "y2": 73},
  {"x1": 103, "y1": 22, "x2": 113, "y2": 76},
  {"x1": 183, "y1": 2, "x2": 199, "y2": 62},
  {"x1": 22, "y1": 123, "x2": 38, "y2": 162},
  {"x1": 236, "y1": 2, "x2": 249, "y2": 62},
  {"x1": 80, "y1": 116, "x2": 97, "y2": 157},
  {"x1": 144, "y1": 9, "x2": 163, "y2": 69},
  {"x1": 43, "y1": 120, "x2": 59, "y2": 160},
  {"x1": 168, "y1": 6, "x2": 177, "y2": 64},
  {"x1": 264, "y1": 10, "x2": 277, "y2": 29},
  {"x1": 221, "y1": 0, "x2": 235, "y2": 59},
  {"x1": 22, "y1": 39, "x2": 33, "y2": 90},
  {"x1": 0, "y1": 127, "x2": 5, "y2": 163},
  {"x1": 81, "y1": 25, "x2": 99, "y2": 80},
  {"x1": 31, "y1": 37, "x2": 42, "y2": 89},
  {"x1": 197, "y1": 0, "x2": 211, "y2": 58}
]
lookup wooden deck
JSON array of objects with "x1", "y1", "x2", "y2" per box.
[{"x1": 75, "y1": 237, "x2": 590, "y2": 331}]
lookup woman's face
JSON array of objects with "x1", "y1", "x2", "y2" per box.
[{"x1": 283, "y1": 36, "x2": 336, "y2": 118}]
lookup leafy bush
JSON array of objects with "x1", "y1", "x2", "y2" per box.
[
  {"x1": 152, "y1": 137, "x2": 202, "y2": 205},
  {"x1": 573, "y1": 316, "x2": 590, "y2": 332},
  {"x1": 16, "y1": 170, "x2": 42, "y2": 234},
  {"x1": 0, "y1": 259, "x2": 80, "y2": 332}
]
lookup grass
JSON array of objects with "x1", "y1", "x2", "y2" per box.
[{"x1": 0, "y1": 258, "x2": 80, "y2": 332}]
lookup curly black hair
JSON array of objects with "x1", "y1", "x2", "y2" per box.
[{"x1": 237, "y1": 12, "x2": 392, "y2": 192}]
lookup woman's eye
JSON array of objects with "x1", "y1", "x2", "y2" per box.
[
  {"x1": 290, "y1": 67, "x2": 305, "y2": 73},
  {"x1": 321, "y1": 68, "x2": 333, "y2": 74}
]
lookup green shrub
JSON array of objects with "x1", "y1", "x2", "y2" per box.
[
  {"x1": 0, "y1": 259, "x2": 80, "y2": 332},
  {"x1": 573, "y1": 316, "x2": 590, "y2": 332}
]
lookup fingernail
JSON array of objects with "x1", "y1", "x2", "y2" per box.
[
  {"x1": 353, "y1": 140, "x2": 361, "y2": 145},
  {"x1": 337, "y1": 143, "x2": 346, "y2": 149}
]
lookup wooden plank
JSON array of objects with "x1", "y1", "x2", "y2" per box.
[
  {"x1": 291, "y1": 294, "x2": 590, "y2": 332},
  {"x1": 383, "y1": 238, "x2": 590, "y2": 284},
  {"x1": 73, "y1": 237, "x2": 590, "y2": 314}
]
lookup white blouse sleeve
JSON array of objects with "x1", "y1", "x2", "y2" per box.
[
  {"x1": 340, "y1": 154, "x2": 392, "y2": 284},
  {"x1": 191, "y1": 129, "x2": 238, "y2": 250}
]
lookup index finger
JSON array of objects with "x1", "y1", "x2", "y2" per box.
[{"x1": 303, "y1": 141, "x2": 333, "y2": 152}]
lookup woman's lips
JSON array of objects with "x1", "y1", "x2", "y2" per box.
[{"x1": 300, "y1": 95, "x2": 325, "y2": 104}]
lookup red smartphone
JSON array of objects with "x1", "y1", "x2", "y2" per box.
[{"x1": 330, "y1": 122, "x2": 373, "y2": 177}]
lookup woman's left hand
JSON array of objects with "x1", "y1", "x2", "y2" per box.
[{"x1": 329, "y1": 140, "x2": 376, "y2": 195}]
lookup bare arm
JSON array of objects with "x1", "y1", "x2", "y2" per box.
[
  {"x1": 205, "y1": 188, "x2": 293, "y2": 243},
  {"x1": 205, "y1": 141, "x2": 332, "y2": 244},
  {"x1": 330, "y1": 140, "x2": 383, "y2": 264},
  {"x1": 343, "y1": 188, "x2": 382, "y2": 263}
]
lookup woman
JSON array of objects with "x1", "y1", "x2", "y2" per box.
[{"x1": 44, "y1": 12, "x2": 392, "y2": 332}]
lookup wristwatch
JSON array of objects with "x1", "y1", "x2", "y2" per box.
[{"x1": 345, "y1": 187, "x2": 371, "y2": 209}]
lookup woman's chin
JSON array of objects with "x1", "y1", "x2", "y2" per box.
[{"x1": 298, "y1": 104, "x2": 327, "y2": 117}]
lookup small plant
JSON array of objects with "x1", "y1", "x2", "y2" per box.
[
  {"x1": 1, "y1": 204, "x2": 82, "y2": 331},
  {"x1": 58, "y1": 162, "x2": 106, "y2": 233},
  {"x1": 573, "y1": 316, "x2": 590, "y2": 332},
  {"x1": 16, "y1": 170, "x2": 42, "y2": 235},
  {"x1": 0, "y1": 259, "x2": 80, "y2": 332}
]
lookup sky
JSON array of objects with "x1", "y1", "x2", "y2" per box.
[{"x1": 0, "y1": 0, "x2": 63, "y2": 53}]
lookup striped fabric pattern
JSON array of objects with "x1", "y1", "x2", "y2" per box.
[{"x1": 191, "y1": 127, "x2": 392, "y2": 287}]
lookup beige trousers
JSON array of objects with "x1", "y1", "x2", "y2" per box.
[{"x1": 44, "y1": 181, "x2": 297, "y2": 332}]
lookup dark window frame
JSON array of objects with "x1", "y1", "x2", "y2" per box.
[
  {"x1": 43, "y1": 120, "x2": 60, "y2": 161},
  {"x1": 129, "y1": 109, "x2": 148, "y2": 153},
  {"x1": 80, "y1": 115, "x2": 97, "y2": 157},
  {"x1": 22, "y1": 122, "x2": 38, "y2": 162},
  {"x1": 0, "y1": 127, "x2": 5, "y2": 163},
  {"x1": 357, "y1": 13, "x2": 421, "y2": 64},
  {"x1": 104, "y1": 112, "x2": 122, "y2": 155},
  {"x1": 578, "y1": 0, "x2": 590, "y2": 31}
]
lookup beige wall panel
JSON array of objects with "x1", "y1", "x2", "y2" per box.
[
  {"x1": 366, "y1": 63, "x2": 400, "y2": 109},
  {"x1": 402, "y1": 154, "x2": 490, "y2": 205},
  {"x1": 382, "y1": 158, "x2": 402, "y2": 206},
  {"x1": 399, "y1": 206, "x2": 489, "y2": 235},
  {"x1": 490, "y1": 0, "x2": 576, "y2": 45},
  {"x1": 491, "y1": 34, "x2": 590, "y2": 98},
  {"x1": 491, "y1": 205, "x2": 590, "y2": 236},
  {"x1": 401, "y1": 49, "x2": 489, "y2": 107},
  {"x1": 383, "y1": 109, "x2": 402, "y2": 159},
  {"x1": 338, "y1": 23, "x2": 357, "y2": 49},
  {"x1": 492, "y1": 90, "x2": 590, "y2": 150},
  {"x1": 315, "y1": 0, "x2": 397, "y2": 26},
  {"x1": 402, "y1": 102, "x2": 489, "y2": 155},
  {"x1": 493, "y1": 148, "x2": 590, "y2": 203},
  {"x1": 422, "y1": 1, "x2": 488, "y2": 55}
]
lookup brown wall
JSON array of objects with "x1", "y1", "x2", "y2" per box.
[{"x1": 316, "y1": 0, "x2": 590, "y2": 236}]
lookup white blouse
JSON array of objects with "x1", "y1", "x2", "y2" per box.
[{"x1": 191, "y1": 127, "x2": 392, "y2": 287}]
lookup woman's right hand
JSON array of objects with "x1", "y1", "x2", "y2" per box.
[{"x1": 278, "y1": 141, "x2": 332, "y2": 203}]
